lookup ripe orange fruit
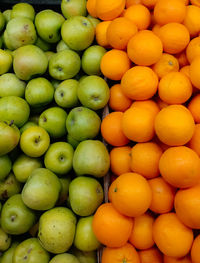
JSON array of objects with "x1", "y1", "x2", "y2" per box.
[
  {"x1": 122, "y1": 107, "x2": 156, "y2": 142},
  {"x1": 153, "y1": 0, "x2": 186, "y2": 25},
  {"x1": 127, "y1": 30, "x2": 163, "y2": 66},
  {"x1": 188, "y1": 124, "x2": 200, "y2": 156},
  {"x1": 159, "y1": 23, "x2": 190, "y2": 54},
  {"x1": 175, "y1": 51, "x2": 189, "y2": 67},
  {"x1": 186, "y1": 37, "x2": 200, "y2": 63},
  {"x1": 158, "y1": 72, "x2": 192, "y2": 104},
  {"x1": 179, "y1": 65, "x2": 190, "y2": 78},
  {"x1": 153, "y1": 213, "x2": 194, "y2": 258},
  {"x1": 152, "y1": 23, "x2": 161, "y2": 36},
  {"x1": 183, "y1": 5, "x2": 200, "y2": 37},
  {"x1": 110, "y1": 146, "x2": 132, "y2": 176},
  {"x1": 96, "y1": 0, "x2": 126, "y2": 21},
  {"x1": 148, "y1": 177, "x2": 176, "y2": 214},
  {"x1": 92, "y1": 203, "x2": 133, "y2": 247},
  {"x1": 101, "y1": 112, "x2": 129, "y2": 146},
  {"x1": 154, "y1": 105, "x2": 195, "y2": 146},
  {"x1": 188, "y1": 94, "x2": 200, "y2": 123},
  {"x1": 121, "y1": 66, "x2": 158, "y2": 100},
  {"x1": 95, "y1": 21, "x2": 112, "y2": 48},
  {"x1": 175, "y1": 184, "x2": 200, "y2": 229},
  {"x1": 130, "y1": 142, "x2": 163, "y2": 179},
  {"x1": 159, "y1": 146, "x2": 200, "y2": 188},
  {"x1": 190, "y1": 56, "x2": 200, "y2": 89},
  {"x1": 129, "y1": 212, "x2": 155, "y2": 250},
  {"x1": 86, "y1": 0, "x2": 97, "y2": 18},
  {"x1": 141, "y1": 0, "x2": 158, "y2": 9},
  {"x1": 100, "y1": 49, "x2": 131, "y2": 81},
  {"x1": 138, "y1": 247, "x2": 163, "y2": 263},
  {"x1": 191, "y1": 234, "x2": 200, "y2": 263},
  {"x1": 123, "y1": 4, "x2": 151, "y2": 30},
  {"x1": 155, "y1": 97, "x2": 169, "y2": 110},
  {"x1": 164, "y1": 255, "x2": 192, "y2": 263},
  {"x1": 126, "y1": 0, "x2": 142, "y2": 7},
  {"x1": 152, "y1": 53, "x2": 179, "y2": 79},
  {"x1": 191, "y1": 0, "x2": 200, "y2": 7},
  {"x1": 109, "y1": 172, "x2": 152, "y2": 217},
  {"x1": 131, "y1": 99, "x2": 160, "y2": 116},
  {"x1": 106, "y1": 17, "x2": 138, "y2": 50},
  {"x1": 109, "y1": 84, "x2": 132, "y2": 112},
  {"x1": 102, "y1": 243, "x2": 140, "y2": 263}
]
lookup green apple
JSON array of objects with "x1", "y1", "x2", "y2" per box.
[
  {"x1": 82, "y1": 45, "x2": 106, "y2": 75},
  {"x1": 25, "y1": 77, "x2": 54, "y2": 108},
  {"x1": 5, "y1": 17, "x2": 37, "y2": 50},
  {"x1": 0, "y1": 155, "x2": 12, "y2": 181},
  {"x1": 39, "y1": 107, "x2": 67, "y2": 138},
  {"x1": 0, "y1": 35, "x2": 3, "y2": 49},
  {"x1": 71, "y1": 248, "x2": 97, "y2": 263},
  {"x1": 0, "y1": 73, "x2": 26, "y2": 98},
  {"x1": 13, "y1": 238, "x2": 50, "y2": 263},
  {"x1": 3, "y1": 30, "x2": 13, "y2": 50},
  {"x1": 1, "y1": 194, "x2": 36, "y2": 235},
  {"x1": 35, "y1": 10, "x2": 65, "y2": 43},
  {"x1": 78, "y1": 75, "x2": 110, "y2": 110},
  {"x1": 13, "y1": 45, "x2": 48, "y2": 81},
  {"x1": 49, "y1": 50, "x2": 81, "y2": 80},
  {"x1": 67, "y1": 134, "x2": 80, "y2": 149},
  {"x1": 51, "y1": 79, "x2": 61, "y2": 89},
  {"x1": 0, "y1": 121, "x2": 20, "y2": 156},
  {"x1": 69, "y1": 176, "x2": 103, "y2": 216},
  {"x1": 0, "y1": 228, "x2": 11, "y2": 251},
  {"x1": 11, "y1": 3, "x2": 35, "y2": 21},
  {"x1": 73, "y1": 140, "x2": 110, "y2": 178},
  {"x1": 87, "y1": 15, "x2": 100, "y2": 29},
  {"x1": 13, "y1": 154, "x2": 42, "y2": 183},
  {"x1": 35, "y1": 37, "x2": 52, "y2": 52},
  {"x1": 61, "y1": 16, "x2": 95, "y2": 51},
  {"x1": 1, "y1": 241, "x2": 19, "y2": 263},
  {"x1": 3, "y1": 10, "x2": 11, "y2": 23},
  {"x1": 61, "y1": 0, "x2": 87, "y2": 19},
  {"x1": 45, "y1": 51, "x2": 55, "y2": 61},
  {"x1": 66, "y1": 107, "x2": 101, "y2": 141},
  {"x1": 74, "y1": 216, "x2": 101, "y2": 251},
  {"x1": 57, "y1": 177, "x2": 71, "y2": 205},
  {"x1": 0, "y1": 96, "x2": 30, "y2": 127},
  {"x1": 20, "y1": 126, "x2": 50, "y2": 158},
  {"x1": 38, "y1": 207, "x2": 76, "y2": 254},
  {"x1": 54, "y1": 79, "x2": 79, "y2": 108},
  {"x1": 22, "y1": 168, "x2": 61, "y2": 211},
  {"x1": 0, "y1": 173, "x2": 22, "y2": 201},
  {"x1": 0, "y1": 49, "x2": 12, "y2": 75},
  {"x1": 56, "y1": 40, "x2": 71, "y2": 52},
  {"x1": 50, "y1": 253, "x2": 80, "y2": 263},
  {"x1": 20, "y1": 121, "x2": 37, "y2": 134},
  {"x1": 44, "y1": 142, "x2": 74, "y2": 175},
  {"x1": 0, "y1": 12, "x2": 5, "y2": 32}
]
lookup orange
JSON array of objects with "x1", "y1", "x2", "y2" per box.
[
  {"x1": 191, "y1": 0, "x2": 200, "y2": 7},
  {"x1": 179, "y1": 65, "x2": 190, "y2": 78},
  {"x1": 109, "y1": 172, "x2": 152, "y2": 217},
  {"x1": 122, "y1": 107, "x2": 156, "y2": 142},
  {"x1": 109, "y1": 84, "x2": 132, "y2": 112},
  {"x1": 126, "y1": 0, "x2": 142, "y2": 8},
  {"x1": 186, "y1": 37, "x2": 200, "y2": 63},
  {"x1": 155, "y1": 97, "x2": 169, "y2": 110},
  {"x1": 101, "y1": 112, "x2": 129, "y2": 147},
  {"x1": 154, "y1": 105, "x2": 195, "y2": 146},
  {"x1": 159, "y1": 146, "x2": 200, "y2": 188},
  {"x1": 153, "y1": 0, "x2": 186, "y2": 25},
  {"x1": 148, "y1": 177, "x2": 176, "y2": 214},
  {"x1": 95, "y1": 21, "x2": 111, "y2": 48},
  {"x1": 106, "y1": 17, "x2": 138, "y2": 50},
  {"x1": 152, "y1": 53, "x2": 179, "y2": 79},
  {"x1": 102, "y1": 243, "x2": 140, "y2": 263},
  {"x1": 131, "y1": 99, "x2": 160, "y2": 116},
  {"x1": 121, "y1": 66, "x2": 158, "y2": 100},
  {"x1": 110, "y1": 146, "x2": 132, "y2": 176},
  {"x1": 130, "y1": 142, "x2": 163, "y2": 179},
  {"x1": 141, "y1": 0, "x2": 158, "y2": 9},
  {"x1": 86, "y1": 0, "x2": 97, "y2": 18},
  {"x1": 153, "y1": 213, "x2": 194, "y2": 258},
  {"x1": 175, "y1": 51, "x2": 189, "y2": 67},
  {"x1": 164, "y1": 255, "x2": 192, "y2": 263},
  {"x1": 159, "y1": 23, "x2": 190, "y2": 54},
  {"x1": 158, "y1": 72, "x2": 192, "y2": 104},
  {"x1": 138, "y1": 247, "x2": 163, "y2": 263},
  {"x1": 152, "y1": 24, "x2": 161, "y2": 36},
  {"x1": 183, "y1": 5, "x2": 200, "y2": 37},
  {"x1": 127, "y1": 30, "x2": 163, "y2": 66},
  {"x1": 188, "y1": 94, "x2": 200, "y2": 123},
  {"x1": 100, "y1": 49, "x2": 131, "y2": 81},
  {"x1": 129, "y1": 212, "x2": 155, "y2": 250},
  {"x1": 188, "y1": 124, "x2": 200, "y2": 156},
  {"x1": 189, "y1": 56, "x2": 200, "y2": 89},
  {"x1": 175, "y1": 184, "x2": 200, "y2": 229},
  {"x1": 92, "y1": 203, "x2": 133, "y2": 248},
  {"x1": 123, "y1": 4, "x2": 151, "y2": 30},
  {"x1": 96, "y1": 0, "x2": 126, "y2": 21},
  {"x1": 191, "y1": 234, "x2": 200, "y2": 263}
]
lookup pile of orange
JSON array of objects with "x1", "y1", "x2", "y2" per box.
[{"x1": 87, "y1": 0, "x2": 200, "y2": 262}]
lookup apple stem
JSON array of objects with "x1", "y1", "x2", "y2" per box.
[{"x1": 9, "y1": 120, "x2": 14, "y2": 126}]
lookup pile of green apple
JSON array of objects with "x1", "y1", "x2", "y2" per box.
[{"x1": 0, "y1": 1, "x2": 110, "y2": 262}]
